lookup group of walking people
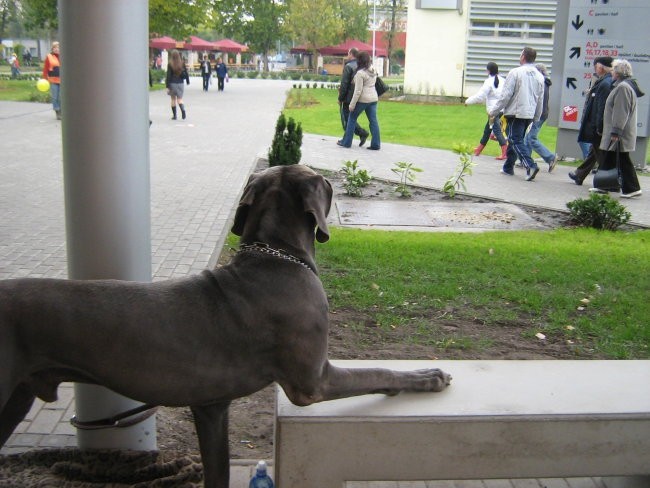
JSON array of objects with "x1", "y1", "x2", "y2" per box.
[
  {"x1": 572, "y1": 56, "x2": 643, "y2": 198},
  {"x1": 466, "y1": 46, "x2": 643, "y2": 197},
  {"x1": 467, "y1": 47, "x2": 555, "y2": 182},
  {"x1": 199, "y1": 54, "x2": 229, "y2": 92}
]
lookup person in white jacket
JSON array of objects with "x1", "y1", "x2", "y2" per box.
[
  {"x1": 489, "y1": 47, "x2": 545, "y2": 181},
  {"x1": 465, "y1": 62, "x2": 507, "y2": 160}
]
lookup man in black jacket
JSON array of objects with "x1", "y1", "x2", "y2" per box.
[
  {"x1": 338, "y1": 48, "x2": 369, "y2": 146},
  {"x1": 570, "y1": 56, "x2": 614, "y2": 185}
]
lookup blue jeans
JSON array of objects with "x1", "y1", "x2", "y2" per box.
[
  {"x1": 503, "y1": 117, "x2": 536, "y2": 174},
  {"x1": 480, "y1": 116, "x2": 506, "y2": 146},
  {"x1": 578, "y1": 141, "x2": 592, "y2": 160},
  {"x1": 341, "y1": 101, "x2": 380, "y2": 149},
  {"x1": 525, "y1": 118, "x2": 554, "y2": 163},
  {"x1": 50, "y1": 82, "x2": 61, "y2": 111}
]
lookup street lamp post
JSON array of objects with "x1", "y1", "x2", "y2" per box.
[{"x1": 372, "y1": 0, "x2": 377, "y2": 66}]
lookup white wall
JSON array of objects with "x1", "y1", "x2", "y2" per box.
[{"x1": 404, "y1": 0, "x2": 469, "y2": 97}]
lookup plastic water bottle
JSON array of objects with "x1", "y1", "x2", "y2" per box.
[{"x1": 249, "y1": 460, "x2": 275, "y2": 488}]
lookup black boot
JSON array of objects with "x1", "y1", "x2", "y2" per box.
[
  {"x1": 179, "y1": 103, "x2": 186, "y2": 120},
  {"x1": 171, "y1": 106, "x2": 177, "y2": 120}
]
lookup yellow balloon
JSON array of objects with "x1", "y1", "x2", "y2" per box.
[{"x1": 37, "y1": 79, "x2": 50, "y2": 92}]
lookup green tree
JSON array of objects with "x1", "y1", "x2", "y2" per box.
[
  {"x1": 212, "y1": 0, "x2": 286, "y2": 71},
  {"x1": 286, "y1": 0, "x2": 340, "y2": 58},
  {"x1": 336, "y1": 0, "x2": 368, "y2": 42},
  {"x1": 1, "y1": 0, "x2": 22, "y2": 40},
  {"x1": 149, "y1": 0, "x2": 212, "y2": 40},
  {"x1": 19, "y1": 0, "x2": 212, "y2": 41},
  {"x1": 20, "y1": 0, "x2": 57, "y2": 31}
]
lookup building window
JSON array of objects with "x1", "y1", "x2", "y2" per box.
[
  {"x1": 470, "y1": 21, "x2": 495, "y2": 37},
  {"x1": 464, "y1": 0, "x2": 557, "y2": 84},
  {"x1": 497, "y1": 22, "x2": 523, "y2": 38}
]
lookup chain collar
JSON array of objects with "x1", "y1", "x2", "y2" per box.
[{"x1": 238, "y1": 242, "x2": 313, "y2": 272}]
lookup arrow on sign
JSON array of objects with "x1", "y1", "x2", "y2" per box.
[
  {"x1": 571, "y1": 15, "x2": 584, "y2": 30},
  {"x1": 569, "y1": 47, "x2": 581, "y2": 59},
  {"x1": 566, "y1": 77, "x2": 577, "y2": 89}
]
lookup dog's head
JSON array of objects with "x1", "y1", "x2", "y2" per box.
[{"x1": 232, "y1": 165, "x2": 333, "y2": 244}]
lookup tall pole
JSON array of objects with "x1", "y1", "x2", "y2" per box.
[
  {"x1": 59, "y1": 0, "x2": 156, "y2": 450},
  {"x1": 372, "y1": 0, "x2": 377, "y2": 66}
]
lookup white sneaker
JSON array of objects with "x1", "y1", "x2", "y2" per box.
[
  {"x1": 620, "y1": 190, "x2": 642, "y2": 198},
  {"x1": 589, "y1": 188, "x2": 607, "y2": 194}
]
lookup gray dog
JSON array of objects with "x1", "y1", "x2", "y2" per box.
[{"x1": 0, "y1": 165, "x2": 451, "y2": 487}]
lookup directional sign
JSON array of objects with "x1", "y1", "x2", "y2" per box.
[{"x1": 558, "y1": 0, "x2": 650, "y2": 137}]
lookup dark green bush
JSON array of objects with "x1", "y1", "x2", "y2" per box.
[
  {"x1": 246, "y1": 70, "x2": 259, "y2": 79},
  {"x1": 566, "y1": 193, "x2": 631, "y2": 230},
  {"x1": 268, "y1": 114, "x2": 303, "y2": 167}
]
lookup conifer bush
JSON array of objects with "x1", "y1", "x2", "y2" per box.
[{"x1": 268, "y1": 114, "x2": 303, "y2": 166}]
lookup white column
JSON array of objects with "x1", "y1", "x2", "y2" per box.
[{"x1": 59, "y1": 0, "x2": 156, "y2": 450}]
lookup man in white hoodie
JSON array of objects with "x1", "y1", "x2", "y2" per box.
[{"x1": 490, "y1": 47, "x2": 545, "y2": 181}]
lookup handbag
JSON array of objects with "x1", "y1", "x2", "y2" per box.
[
  {"x1": 375, "y1": 76, "x2": 388, "y2": 96},
  {"x1": 592, "y1": 141, "x2": 622, "y2": 192}
]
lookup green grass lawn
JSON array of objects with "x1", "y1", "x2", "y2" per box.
[
  {"x1": 319, "y1": 227, "x2": 650, "y2": 359},
  {"x1": 283, "y1": 88, "x2": 556, "y2": 158},
  {"x1": 0, "y1": 78, "x2": 163, "y2": 103},
  {"x1": 223, "y1": 228, "x2": 650, "y2": 359}
]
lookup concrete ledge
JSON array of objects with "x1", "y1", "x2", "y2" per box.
[{"x1": 275, "y1": 360, "x2": 650, "y2": 488}]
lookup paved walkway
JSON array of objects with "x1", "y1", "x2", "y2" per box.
[{"x1": 1, "y1": 80, "x2": 643, "y2": 487}]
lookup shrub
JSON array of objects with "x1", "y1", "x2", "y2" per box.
[
  {"x1": 443, "y1": 142, "x2": 476, "y2": 198},
  {"x1": 246, "y1": 70, "x2": 259, "y2": 79},
  {"x1": 289, "y1": 72, "x2": 302, "y2": 80},
  {"x1": 260, "y1": 71, "x2": 269, "y2": 79},
  {"x1": 302, "y1": 73, "x2": 313, "y2": 81},
  {"x1": 268, "y1": 114, "x2": 303, "y2": 166},
  {"x1": 391, "y1": 161, "x2": 423, "y2": 198},
  {"x1": 341, "y1": 160, "x2": 371, "y2": 196},
  {"x1": 566, "y1": 193, "x2": 631, "y2": 230},
  {"x1": 235, "y1": 71, "x2": 246, "y2": 78},
  {"x1": 150, "y1": 69, "x2": 165, "y2": 84}
]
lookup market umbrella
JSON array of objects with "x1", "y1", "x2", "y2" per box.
[
  {"x1": 149, "y1": 36, "x2": 181, "y2": 50},
  {"x1": 319, "y1": 39, "x2": 387, "y2": 57},
  {"x1": 184, "y1": 35, "x2": 215, "y2": 51},
  {"x1": 212, "y1": 38, "x2": 248, "y2": 53},
  {"x1": 289, "y1": 44, "x2": 313, "y2": 55}
]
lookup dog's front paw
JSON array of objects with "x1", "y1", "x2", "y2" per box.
[{"x1": 414, "y1": 368, "x2": 452, "y2": 392}]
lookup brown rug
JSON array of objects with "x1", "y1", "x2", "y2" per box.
[{"x1": 0, "y1": 449, "x2": 203, "y2": 487}]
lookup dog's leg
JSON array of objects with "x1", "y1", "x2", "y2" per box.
[
  {"x1": 0, "y1": 384, "x2": 36, "y2": 447},
  {"x1": 281, "y1": 361, "x2": 451, "y2": 406},
  {"x1": 191, "y1": 401, "x2": 231, "y2": 488}
]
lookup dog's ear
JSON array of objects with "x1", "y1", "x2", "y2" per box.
[
  {"x1": 232, "y1": 174, "x2": 258, "y2": 236},
  {"x1": 301, "y1": 174, "x2": 333, "y2": 243}
]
